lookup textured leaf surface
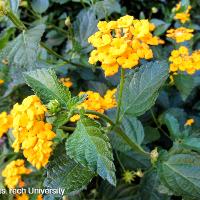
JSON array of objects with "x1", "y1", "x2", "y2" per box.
[
  {"x1": 92, "y1": 0, "x2": 121, "y2": 20},
  {"x1": 0, "y1": 25, "x2": 45, "y2": 85},
  {"x1": 31, "y1": 0, "x2": 49, "y2": 13},
  {"x1": 44, "y1": 145, "x2": 95, "y2": 195},
  {"x1": 73, "y1": 9, "x2": 98, "y2": 53},
  {"x1": 140, "y1": 170, "x2": 170, "y2": 200},
  {"x1": 160, "y1": 113, "x2": 181, "y2": 140},
  {"x1": 66, "y1": 117, "x2": 116, "y2": 185},
  {"x1": 24, "y1": 68, "x2": 71, "y2": 106},
  {"x1": 121, "y1": 61, "x2": 168, "y2": 117},
  {"x1": 174, "y1": 73, "x2": 196, "y2": 101},
  {"x1": 99, "y1": 181, "x2": 139, "y2": 200},
  {"x1": 182, "y1": 137, "x2": 200, "y2": 152},
  {"x1": 110, "y1": 116, "x2": 144, "y2": 152},
  {"x1": 158, "y1": 153, "x2": 200, "y2": 199}
]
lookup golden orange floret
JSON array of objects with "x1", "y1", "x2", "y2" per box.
[
  {"x1": 0, "y1": 112, "x2": 12, "y2": 138},
  {"x1": 88, "y1": 15, "x2": 163, "y2": 76},
  {"x1": 166, "y1": 27, "x2": 193, "y2": 43},
  {"x1": 169, "y1": 46, "x2": 200, "y2": 75},
  {"x1": 2, "y1": 159, "x2": 31, "y2": 189},
  {"x1": 15, "y1": 194, "x2": 29, "y2": 200},
  {"x1": 185, "y1": 118, "x2": 195, "y2": 126},
  {"x1": 0, "y1": 79, "x2": 4, "y2": 85},
  {"x1": 60, "y1": 77, "x2": 73, "y2": 88},
  {"x1": 103, "y1": 89, "x2": 117, "y2": 110},
  {"x1": 15, "y1": 194, "x2": 43, "y2": 200},
  {"x1": 70, "y1": 89, "x2": 117, "y2": 122},
  {"x1": 174, "y1": 2, "x2": 192, "y2": 24},
  {"x1": 11, "y1": 95, "x2": 56, "y2": 169}
]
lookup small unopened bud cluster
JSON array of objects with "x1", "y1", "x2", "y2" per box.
[{"x1": 0, "y1": 0, "x2": 7, "y2": 17}]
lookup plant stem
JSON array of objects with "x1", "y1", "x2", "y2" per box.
[
  {"x1": 150, "y1": 109, "x2": 171, "y2": 139},
  {"x1": 115, "y1": 150, "x2": 125, "y2": 171},
  {"x1": 85, "y1": 110, "x2": 115, "y2": 126},
  {"x1": 60, "y1": 126, "x2": 75, "y2": 132},
  {"x1": 85, "y1": 110, "x2": 149, "y2": 156},
  {"x1": 115, "y1": 68, "x2": 125, "y2": 124},
  {"x1": 6, "y1": 10, "x2": 27, "y2": 31},
  {"x1": 6, "y1": 10, "x2": 87, "y2": 69},
  {"x1": 113, "y1": 126, "x2": 149, "y2": 156}
]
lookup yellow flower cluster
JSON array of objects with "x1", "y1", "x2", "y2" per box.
[
  {"x1": 0, "y1": 112, "x2": 12, "y2": 138},
  {"x1": 0, "y1": 79, "x2": 4, "y2": 85},
  {"x1": 174, "y1": 2, "x2": 192, "y2": 24},
  {"x1": 2, "y1": 159, "x2": 31, "y2": 189},
  {"x1": 11, "y1": 95, "x2": 56, "y2": 169},
  {"x1": 70, "y1": 89, "x2": 117, "y2": 122},
  {"x1": 185, "y1": 118, "x2": 195, "y2": 126},
  {"x1": 16, "y1": 194, "x2": 43, "y2": 200},
  {"x1": 166, "y1": 27, "x2": 193, "y2": 43},
  {"x1": 60, "y1": 77, "x2": 73, "y2": 88},
  {"x1": 169, "y1": 46, "x2": 200, "y2": 74},
  {"x1": 88, "y1": 15, "x2": 163, "y2": 76}
]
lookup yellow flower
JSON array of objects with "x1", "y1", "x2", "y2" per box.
[
  {"x1": 169, "y1": 46, "x2": 200, "y2": 75},
  {"x1": 166, "y1": 27, "x2": 193, "y2": 43},
  {"x1": 15, "y1": 194, "x2": 43, "y2": 200},
  {"x1": 60, "y1": 77, "x2": 73, "y2": 88},
  {"x1": 117, "y1": 15, "x2": 134, "y2": 28},
  {"x1": 15, "y1": 194, "x2": 29, "y2": 200},
  {"x1": 37, "y1": 195, "x2": 43, "y2": 200},
  {"x1": 11, "y1": 96, "x2": 56, "y2": 169},
  {"x1": 2, "y1": 159, "x2": 31, "y2": 189},
  {"x1": 0, "y1": 79, "x2": 4, "y2": 85},
  {"x1": 70, "y1": 89, "x2": 117, "y2": 122},
  {"x1": 174, "y1": 2, "x2": 192, "y2": 24},
  {"x1": 185, "y1": 118, "x2": 194, "y2": 126},
  {"x1": 122, "y1": 170, "x2": 135, "y2": 183},
  {"x1": 88, "y1": 15, "x2": 163, "y2": 76},
  {"x1": 0, "y1": 112, "x2": 12, "y2": 138}
]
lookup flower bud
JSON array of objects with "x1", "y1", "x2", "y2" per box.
[
  {"x1": 150, "y1": 147, "x2": 159, "y2": 164},
  {"x1": 0, "y1": 0, "x2": 7, "y2": 16},
  {"x1": 20, "y1": 0, "x2": 28, "y2": 7},
  {"x1": 151, "y1": 7, "x2": 158, "y2": 14},
  {"x1": 65, "y1": 16, "x2": 71, "y2": 27},
  {"x1": 47, "y1": 100, "x2": 61, "y2": 114}
]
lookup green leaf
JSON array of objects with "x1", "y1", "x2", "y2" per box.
[
  {"x1": 51, "y1": 0, "x2": 70, "y2": 4},
  {"x1": 160, "y1": 113, "x2": 181, "y2": 140},
  {"x1": 73, "y1": 9, "x2": 98, "y2": 53},
  {"x1": 0, "y1": 28, "x2": 15, "y2": 50},
  {"x1": 151, "y1": 19, "x2": 170, "y2": 36},
  {"x1": 144, "y1": 126, "x2": 160, "y2": 144},
  {"x1": 178, "y1": 0, "x2": 190, "y2": 12},
  {"x1": 52, "y1": 111, "x2": 70, "y2": 129},
  {"x1": 118, "y1": 151, "x2": 151, "y2": 170},
  {"x1": 66, "y1": 117, "x2": 116, "y2": 185},
  {"x1": 0, "y1": 24, "x2": 45, "y2": 85},
  {"x1": 140, "y1": 169, "x2": 170, "y2": 200},
  {"x1": 99, "y1": 181, "x2": 139, "y2": 200},
  {"x1": 182, "y1": 137, "x2": 200, "y2": 152},
  {"x1": 110, "y1": 116, "x2": 144, "y2": 152},
  {"x1": 174, "y1": 73, "x2": 196, "y2": 101},
  {"x1": 158, "y1": 153, "x2": 200, "y2": 199},
  {"x1": 24, "y1": 68, "x2": 71, "y2": 106},
  {"x1": 44, "y1": 144, "x2": 95, "y2": 196},
  {"x1": 121, "y1": 61, "x2": 169, "y2": 117},
  {"x1": 31, "y1": 0, "x2": 49, "y2": 13},
  {"x1": 92, "y1": 0, "x2": 121, "y2": 20}
]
